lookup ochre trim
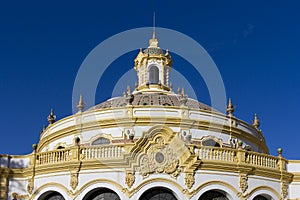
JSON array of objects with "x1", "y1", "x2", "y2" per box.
[{"x1": 245, "y1": 185, "x2": 281, "y2": 199}]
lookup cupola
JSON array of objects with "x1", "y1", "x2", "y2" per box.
[{"x1": 134, "y1": 32, "x2": 173, "y2": 93}]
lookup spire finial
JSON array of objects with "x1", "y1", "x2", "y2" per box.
[
  {"x1": 76, "y1": 95, "x2": 86, "y2": 112},
  {"x1": 170, "y1": 82, "x2": 173, "y2": 92},
  {"x1": 226, "y1": 98, "x2": 234, "y2": 116},
  {"x1": 127, "y1": 85, "x2": 131, "y2": 95},
  {"x1": 47, "y1": 108, "x2": 56, "y2": 124},
  {"x1": 153, "y1": 12, "x2": 156, "y2": 39},
  {"x1": 149, "y1": 12, "x2": 158, "y2": 47},
  {"x1": 252, "y1": 113, "x2": 260, "y2": 129}
]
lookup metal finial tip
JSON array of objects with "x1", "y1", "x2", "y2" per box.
[
  {"x1": 47, "y1": 108, "x2": 56, "y2": 124},
  {"x1": 252, "y1": 113, "x2": 260, "y2": 128},
  {"x1": 77, "y1": 94, "x2": 86, "y2": 112},
  {"x1": 226, "y1": 98, "x2": 234, "y2": 116},
  {"x1": 32, "y1": 144, "x2": 37, "y2": 150},
  {"x1": 127, "y1": 85, "x2": 131, "y2": 95}
]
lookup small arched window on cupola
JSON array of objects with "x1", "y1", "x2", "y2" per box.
[
  {"x1": 202, "y1": 139, "x2": 221, "y2": 147},
  {"x1": 92, "y1": 137, "x2": 111, "y2": 146},
  {"x1": 149, "y1": 65, "x2": 159, "y2": 84}
]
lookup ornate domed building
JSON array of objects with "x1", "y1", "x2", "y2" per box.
[{"x1": 1, "y1": 34, "x2": 300, "y2": 200}]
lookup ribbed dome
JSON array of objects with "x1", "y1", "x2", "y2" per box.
[
  {"x1": 89, "y1": 93, "x2": 215, "y2": 112},
  {"x1": 143, "y1": 47, "x2": 164, "y2": 55}
]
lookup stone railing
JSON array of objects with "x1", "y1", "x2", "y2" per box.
[
  {"x1": 197, "y1": 146, "x2": 236, "y2": 162},
  {"x1": 246, "y1": 151, "x2": 278, "y2": 169},
  {"x1": 37, "y1": 149, "x2": 71, "y2": 165},
  {"x1": 195, "y1": 146, "x2": 285, "y2": 170},
  {"x1": 33, "y1": 144, "x2": 284, "y2": 171},
  {"x1": 35, "y1": 145, "x2": 124, "y2": 166},
  {"x1": 81, "y1": 145, "x2": 124, "y2": 160}
]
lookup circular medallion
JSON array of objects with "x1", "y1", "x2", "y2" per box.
[{"x1": 155, "y1": 152, "x2": 165, "y2": 163}]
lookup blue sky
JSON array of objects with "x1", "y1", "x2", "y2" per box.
[{"x1": 0, "y1": 1, "x2": 299, "y2": 159}]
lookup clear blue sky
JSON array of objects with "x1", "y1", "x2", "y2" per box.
[{"x1": 0, "y1": 1, "x2": 299, "y2": 159}]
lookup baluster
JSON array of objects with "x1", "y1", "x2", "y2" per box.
[{"x1": 100, "y1": 147, "x2": 103, "y2": 158}]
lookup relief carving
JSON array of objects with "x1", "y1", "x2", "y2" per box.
[
  {"x1": 185, "y1": 172, "x2": 195, "y2": 189},
  {"x1": 125, "y1": 172, "x2": 135, "y2": 188},
  {"x1": 137, "y1": 137, "x2": 181, "y2": 178},
  {"x1": 70, "y1": 172, "x2": 79, "y2": 190},
  {"x1": 239, "y1": 173, "x2": 248, "y2": 193},
  {"x1": 281, "y1": 181, "x2": 288, "y2": 198},
  {"x1": 27, "y1": 177, "x2": 34, "y2": 194}
]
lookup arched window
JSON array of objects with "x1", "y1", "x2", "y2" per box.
[
  {"x1": 37, "y1": 191, "x2": 65, "y2": 200},
  {"x1": 253, "y1": 195, "x2": 270, "y2": 200},
  {"x1": 149, "y1": 65, "x2": 159, "y2": 84},
  {"x1": 202, "y1": 139, "x2": 221, "y2": 147},
  {"x1": 92, "y1": 137, "x2": 110, "y2": 145},
  {"x1": 83, "y1": 188, "x2": 120, "y2": 200},
  {"x1": 139, "y1": 187, "x2": 177, "y2": 200},
  {"x1": 199, "y1": 190, "x2": 228, "y2": 200}
]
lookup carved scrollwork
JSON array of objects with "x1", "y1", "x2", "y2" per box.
[
  {"x1": 239, "y1": 173, "x2": 248, "y2": 193},
  {"x1": 125, "y1": 172, "x2": 135, "y2": 188},
  {"x1": 185, "y1": 172, "x2": 195, "y2": 189},
  {"x1": 281, "y1": 180, "x2": 288, "y2": 198},
  {"x1": 70, "y1": 172, "x2": 79, "y2": 190},
  {"x1": 27, "y1": 177, "x2": 34, "y2": 194},
  {"x1": 137, "y1": 137, "x2": 181, "y2": 178}
]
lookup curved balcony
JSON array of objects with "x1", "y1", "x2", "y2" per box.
[{"x1": 18, "y1": 144, "x2": 287, "y2": 181}]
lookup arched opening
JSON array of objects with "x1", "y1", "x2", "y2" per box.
[
  {"x1": 139, "y1": 187, "x2": 177, "y2": 200},
  {"x1": 253, "y1": 194, "x2": 271, "y2": 200},
  {"x1": 37, "y1": 191, "x2": 65, "y2": 200},
  {"x1": 83, "y1": 188, "x2": 120, "y2": 200},
  {"x1": 91, "y1": 137, "x2": 111, "y2": 145},
  {"x1": 199, "y1": 190, "x2": 229, "y2": 200},
  {"x1": 202, "y1": 139, "x2": 221, "y2": 147},
  {"x1": 149, "y1": 65, "x2": 159, "y2": 84}
]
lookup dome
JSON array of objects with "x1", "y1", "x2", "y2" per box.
[
  {"x1": 5, "y1": 32, "x2": 296, "y2": 200},
  {"x1": 143, "y1": 47, "x2": 164, "y2": 55},
  {"x1": 89, "y1": 93, "x2": 215, "y2": 111}
]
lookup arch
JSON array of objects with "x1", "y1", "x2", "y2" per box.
[
  {"x1": 253, "y1": 194, "x2": 271, "y2": 200},
  {"x1": 202, "y1": 139, "x2": 220, "y2": 147},
  {"x1": 201, "y1": 136, "x2": 223, "y2": 147},
  {"x1": 247, "y1": 186, "x2": 281, "y2": 200},
  {"x1": 75, "y1": 179, "x2": 126, "y2": 200},
  {"x1": 198, "y1": 190, "x2": 228, "y2": 200},
  {"x1": 132, "y1": 178, "x2": 185, "y2": 200},
  {"x1": 139, "y1": 187, "x2": 177, "y2": 200},
  {"x1": 149, "y1": 65, "x2": 159, "y2": 84},
  {"x1": 32, "y1": 184, "x2": 70, "y2": 200},
  {"x1": 192, "y1": 181, "x2": 238, "y2": 200},
  {"x1": 83, "y1": 187, "x2": 120, "y2": 200},
  {"x1": 37, "y1": 191, "x2": 65, "y2": 200},
  {"x1": 91, "y1": 137, "x2": 111, "y2": 145}
]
